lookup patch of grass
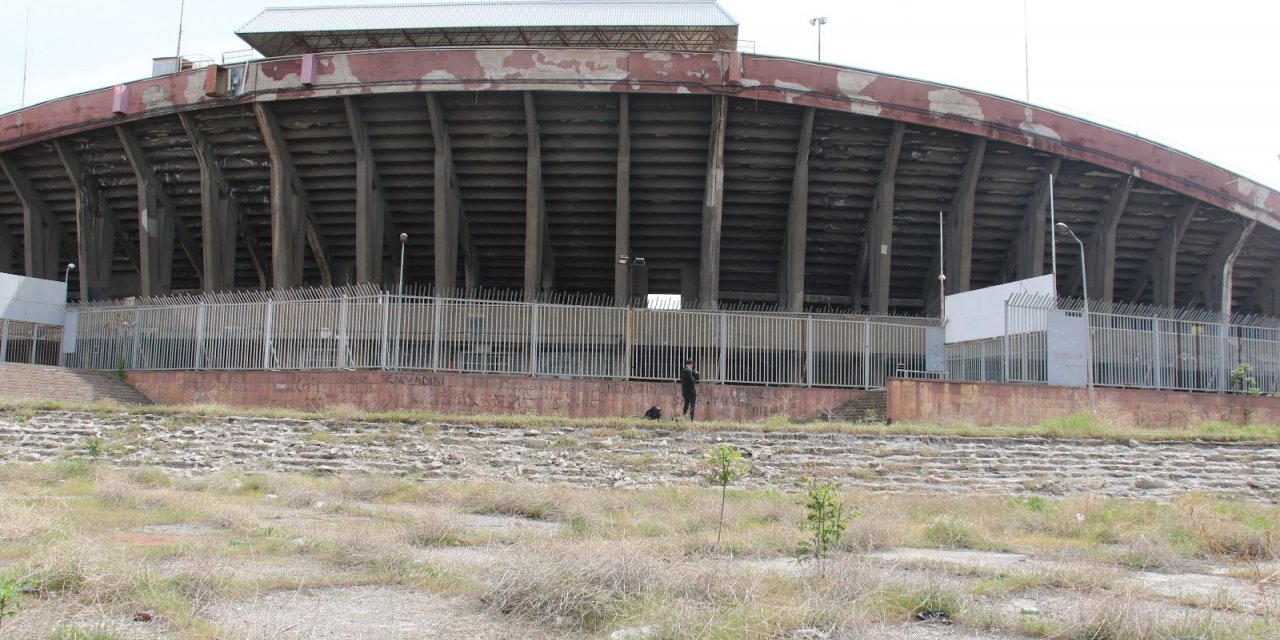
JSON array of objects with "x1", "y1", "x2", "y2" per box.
[{"x1": 923, "y1": 515, "x2": 983, "y2": 549}]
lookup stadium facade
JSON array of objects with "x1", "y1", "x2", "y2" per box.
[{"x1": 1, "y1": 0, "x2": 1278, "y2": 319}]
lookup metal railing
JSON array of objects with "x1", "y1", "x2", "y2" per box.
[
  {"x1": 946, "y1": 294, "x2": 1280, "y2": 394},
  {"x1": 62, "y1": 285, "x2": 937, "y2": 389}
]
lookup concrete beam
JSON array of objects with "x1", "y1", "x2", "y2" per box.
[
  {"x1": 255, "y1": 103, "x2": 331, "y2": 289},
  {"x1": 1008, "y1": 155, "x2": 1062, "y2": 281},
  {"x1": 1187, "y1": 221, "x2": 1254, "y2": 311},
  {"x1": 116, "y1": 124, "x2": 205, "y2": 295},
  {"x1": 54, "y1": 139, "x2": 139, "y2": 300},
  {"x1": 523, "y1": 91, "x2": 555, "y2": 301},
  {"x1": 1126, "y1": 199, "x2": 1197, "y2": 305},
  {"x1": 613, "y1": 94, "x2": 631, "y2": 306},
  {"x1": 180, "y1": 113, "x2": 246, "y2": 292},
  {"x1": 779, "y1": 107, "x2": 815, "y2": 313},
  {"x1": 426, "y1": 93, "x2": 479, "y2": 293},
  {"x1": 699, "y1": 94, "x2": 728, "y2": 310},
  {"x1": 853, "y1": 121, "x2": 905, "y2": 312},
  {"x1": 0, "y1": 154, "x2": 64, "y2": 279},
  {"x1": 343, "y1": 97, "x2": 390, "y2": 285}
]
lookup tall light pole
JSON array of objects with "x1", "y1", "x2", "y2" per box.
[
  {"x1": 1056, "y1": 222, "x2": 1095, "y2": 414},
  {"x1": 64, "y1": 262, "x2": 76, "y2": 283},
  {"x1": 809, "y1": 17, "x2": 827, "y2": 62},
  {"x1": 396, "y1": 233, "x2": 407, "y2": 369}
]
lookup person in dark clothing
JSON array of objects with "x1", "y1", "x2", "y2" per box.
[{"x1": 679, "y1": 358, "x2": 700, "y2": 421}]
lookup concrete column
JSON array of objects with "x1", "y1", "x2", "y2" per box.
[
  {"x1": 116, "y1": 124, "x2": 182, "y2": 296},
  {"x1": 1130, "y1": 200, "x2": 1198, "y2": 306},
  {"x1": 0, "y1": 154, "x2": 62, "y2": 280},
  {"x1": 427, "y1": 94, "x2": 458, "y2": 293},
  {"x1": 944, "y1": 137, "x2": 986, "y2": 296},
  {"x1": 523, "y1": 92, "x2": 555, "y2": 301},
  {"x1": 698, "y1": 95, "x2": 728, "y2": 310},
  {"x1": 855, "y1": 121, "x2": 904, "y2": 313},
  {"x1": 344, "y1": 97, "x2": 386, "y2": 285},
  {"x1": 614, "y1": 94, "x2": 631, "y2": 306},
  {"x1": 1189, "y1": 221, "x2": 1253, "y2": 310},
  {"x1": 1081, "y1": 175, "x2": 1133, "y2": 301},
  {"x1": 780, "y1": 107, "x2": 815, "y2": 313},
  {"x1": 1011, "y1": 155, "x2": 1061, "y2": 281},
  {"x1": 255, "y1": 104, "x2": 305, "y2": 289},
  {"x1": 180, "y1": 113, "x2": 242, "y2": 292},
  {"x1": 54, "y1": 140, "x2": 119, "y2": 301}
]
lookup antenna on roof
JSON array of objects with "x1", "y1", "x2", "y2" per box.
[
  {"x1": 175, "y1": 0, "x2": 186, "y2": 68},
  {"x1": 21, "y1": 6, "x2": 30, "y2": 107}
]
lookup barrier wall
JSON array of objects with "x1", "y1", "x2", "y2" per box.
[
  {"x1": 887, "y1": 378, "x2": 1280, "y2": 428},
  {"x1": 128, "y1": 370, "x2": 866, "y2": 421}
]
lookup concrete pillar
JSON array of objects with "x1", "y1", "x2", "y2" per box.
[
  {"x1": 780, "y1": 107, "x2": 815, "y2": 313},
  {"x1": 614, "y1": 94, "x2": 632, "y2": 306},
  {"x1": 699, "y1": 95, "x2": 727, "y2": 310}
]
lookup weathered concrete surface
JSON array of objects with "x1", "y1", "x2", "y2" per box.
[
  {"x1": 3, "y1": 411, "x2": 1278, "y2": 501},
  {"x1": 0, "y1": 363, "x2": 152, "y2": 405},
  {"x1": 887, "y1": 378, "x2": 1280, "y2": 428}
]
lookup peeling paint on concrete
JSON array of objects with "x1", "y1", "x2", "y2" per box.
[
  {"x1": 928, "y1": 89, "x2": 984, "y2": 121},
  {"x1": 141, "y1": 86, "x2": 175, "y2": 110},
  {"x1": 182, "y1": 73, "x2": 205, "y2": 105},
  {"x1": 1236, "y1": 180, "x2": 1274, "y2": 209},
  {"x1": 773, "y1": 80, "x2": 811, "y2": 93},
  {"x1": 1020, "y1": 120, "x2": 1061, "y2": 143},
  {"x1": 836, "y1": 70, "x2": 877, "y2": 97},
  {"x1": 738, "y1": 79, "x2": 761, "y2": 88},
  {"x1": 422, "y1": 69, "x2": 458, "y2": 81}
]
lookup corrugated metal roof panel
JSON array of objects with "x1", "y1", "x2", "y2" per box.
[{"x1": 238, "y1": 1, "x2": 738, "y2": 34}]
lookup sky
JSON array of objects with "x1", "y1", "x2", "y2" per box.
[{"x1": 0, "y1": 0, "x2": 1276, "y2": 189}]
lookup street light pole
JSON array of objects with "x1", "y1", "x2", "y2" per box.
[
  {"x1": 809, "y1": 17, "x2": 827, "y2": 61},
  {"x1": 1056, "y1": 223, "x2": 1095, "y2": 414},
  {"x1": 396, "y1": 233, "x2": 407, "y2": 370}
]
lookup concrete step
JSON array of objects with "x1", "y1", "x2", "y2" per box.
[{"x1": 0, "y1": 363, "x2": 153, "y2": 405}]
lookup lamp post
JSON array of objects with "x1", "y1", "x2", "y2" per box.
[
  {"x1": 396, "y1": 233, "x2": 407, "y2": 370},
  {"x1": 809, "y1": 17, "x2": 827, "y2": 62},
  {"x1": 1055, "y1": 222, "x2": 1095, "y2": 414},
  {"x1": 64, "y1": 263, "x2": 76, "y2": 283}
]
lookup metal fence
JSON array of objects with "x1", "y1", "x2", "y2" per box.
[
  {"x1": 946, "y1": 294, "x2": 1280, "y2": 394},
  {"x1": 1, "y1": 319, "x2": 63, "y2": 366},
  {"x1": 62, "y1": 285, "x2": 937, "y2": 389}
]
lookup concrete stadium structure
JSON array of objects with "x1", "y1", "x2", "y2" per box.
[{"x1": 2, "y1": 1, "x2": 1278, "y2": 317}]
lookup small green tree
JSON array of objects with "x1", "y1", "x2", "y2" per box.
[
  {"x1": 796, "y1": 479, "x2": 856, "y2": 574},
  {"x1": 706, "y1": 444, "x2": 747, "y2": 554},
  {"x1": 0, "y1": 577, "x2": 20, "y2": 630}
]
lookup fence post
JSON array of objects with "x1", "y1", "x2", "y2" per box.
[
  {"x1": 1151, "y1": 319, "x2": 1163, "y2": 390},
  {"x1": 337, "y1": 295, "x2": 350, "y2": 369},
  {"x1": 718, "y1": 311, "x2": 728, "y2": 383},
  {"x1": 530, "y1": 302, "x2": 540, "y2": 376},
  {"x1": 1218, "y1": 317, "x2": 1230, "y2": 393},
  {"x1": 262, "y1": 300, "x2": 275, "y2": 370},
  {"x1": 30, "y1": 325, "x2": 39, "y2": 364},
  {"x1": 861, "y1": 320, "x2": 871, "y2": 388},
  {"x1": 431, "y1": 297, "x2": 442, "y2": 371},
  {"x1": 379, "y1": 294, "x2": 390, "y2": 370},
  {"x1": 130, "y1": 310, "x2": 142, "y2": 370},
  {"x1": 194, "y1": 303, "x2": 207, "y2": 369},
  {"x1": 804, "y1": 315, "x2": 814, "y2": 387},
  {"x1": 1, "y1": 318, "x2": 8, "y2": 363},
  {"x1": 623, "y1": 307, "x2": 634, "y2": 381},
  {"x1": 1002, "y1": 299, "x2": 1010, "y2": 383}
]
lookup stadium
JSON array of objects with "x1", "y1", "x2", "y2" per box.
[
  {"x1": 1, "y1": 0, "x2": 1277, "y2": 313},
  {"x1": 1, "y1": 0, "x2": 1279, "y2": 408}
]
